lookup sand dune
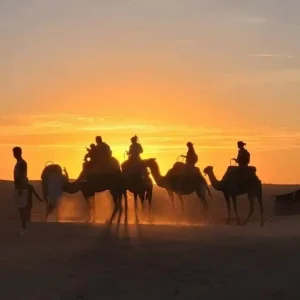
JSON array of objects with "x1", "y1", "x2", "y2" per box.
[{"x1": 1, "y1": 181, "x2": 300, "y2": 299}]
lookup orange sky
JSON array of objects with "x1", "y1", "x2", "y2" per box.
[{"x1": 1, "y1": 1, "x2": 300, "y2": 183}]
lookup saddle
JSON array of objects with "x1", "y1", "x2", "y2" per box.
[
  {"x1": 169, "y1": 162, "x2": 204, "y2": 181},
  {"x1": 222, "y1": 165, "x2": 257, "y2": 187},
  {"x1": 41, "y1": 164, "x2": 65, "y2": 200},
  {"x1": 121, "y1": 159, "x2": 149, "y2": 178},
  {"x1": 87, "y1": 157, "x2": 121, "y2": 176}
]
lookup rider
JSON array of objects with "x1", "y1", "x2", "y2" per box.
[
  {"x1": 94, "y1": 136, "x2": 112, "y2": 163},
  {"x1": 233, "y1": 141, "x2": 250, "y2": 167},
  {"x1": 180, "y1": 142, "x2": 200, "y2": 187},
  {"x1": 91, "y1": 136, "x2": 112, "y2": 172},
  {"x1": 126, "y1": 135, "x2": 148, "y2": 177},
  {"x1": 84, "y1": 143, "x2": 96, "y2": 162},
  {"x1": 232, "y1": 141, "x2": 250, "y2": 185},
  {"x1": 95, "y1": 136, "x2": 112, "y2": 159},
  {"x1": 182, "y1": 142, "x2": 198, "y2": 169},
  {"x1": 127, "y1": 135, "x2": 143, "y2": 160}
]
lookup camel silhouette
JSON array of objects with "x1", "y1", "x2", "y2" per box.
[
  {"x1": 203, "y1": 166, "x2": 264, "y2": 226},
  {"x1": 42, "y1": 160, "x2": 125, "y2": 224},
  {"x1": 146, "y1": 159, "x2": 210, "y2": 216},
  {"x1": 121, "y1": 158, "x2": 154, "y2": 223}
]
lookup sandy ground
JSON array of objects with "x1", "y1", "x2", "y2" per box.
[
  {"x1": 1, "y1": 217, "x2": 300, "y2": 300},
  {"x1": 1, "y1": 181, "x2": 300, "y2": 299}
]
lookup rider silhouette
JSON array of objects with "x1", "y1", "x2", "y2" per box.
[
  {"x1": 127, "y1": 135, "x2": 143, "y2": 160},
  {"x1": 95, "y1": 136, "x2": 111, "y2": 159},
  {"x1": 233, "y1": 141, "x2": 250, "y2": 167},
  {"x1": 84, "y1": 143, "x2": 96, "y2": 162},
  {"x1": 233, "y1": 141, "x2": 250, "y2": 186},
  {"x1": 182, "y1": 142, "x2": 198, "y2": 168},
  {"x1": 124, "y1": 135, "x2": 149, "y2": 177}
]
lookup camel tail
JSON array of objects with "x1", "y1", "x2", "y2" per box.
[
  {"x1": 257, "y1": 183, "x2": 264, "y2": 223},
  {"x1": 28, "y1": 184, "x2": 43, "y2": 202}
]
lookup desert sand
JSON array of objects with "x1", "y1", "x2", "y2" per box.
[{"x1": 1, "y1": 181, "x2": 300, "y2": 299}]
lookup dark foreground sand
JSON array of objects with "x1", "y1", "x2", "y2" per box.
[{"x1": 1, "y1": 218, "x2": 300, "y2": 300}]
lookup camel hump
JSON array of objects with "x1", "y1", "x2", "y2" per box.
[
  {"x1": 223, "y1": 165, "x2": 257, "y2": 183},
  {"x1": 173, "y1": 162, "x2": 185, "y2": 170},
  {"x1": 122, "y1": 158, "x2": 149, "y2": 178},
  {"x1": 167, "y1": 162, "x2": 201, "y2": 179},
  {"x1": 41, "y1": 164, "x2": 62, "y2": 182},
  {"x1": 226, "y1": 165, "x2": 256, "y2": 173},
  {"x1": 110, "y1": 157, "x2": 120, "y2": 168},
  {"x1": 89, "y1": 157, "x2": 121, "y2": 175},
  {"x1": 248, "y1": 166, "x2": 257, "y2": 173},
  {"x1": 121, "y1": 160, "x2": 128, "y2": 169}
]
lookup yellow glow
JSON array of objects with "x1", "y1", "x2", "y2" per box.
[{"x1": 1, "y1": 113, "x2": 300, "y2": 184}]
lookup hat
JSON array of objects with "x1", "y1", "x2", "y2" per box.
[
  {"x1": 237, "y1": 141, "x2": 246, "y2": 146},
  {"x1": 187, "y1": 142, "x2": 193, "y2": 147}
]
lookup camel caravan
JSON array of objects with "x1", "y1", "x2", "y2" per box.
[{"x1": 37, "y1": 136, "x2": 265, "y2": 227}]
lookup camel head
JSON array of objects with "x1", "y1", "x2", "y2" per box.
[
  {"x1": 144, "y1": 158, "x2": 156, "y2": 165},
  {"x1": 203, "y1": 166, "x2": 214, "y2": 176},
  {"x1": 143, "y1": 158, "x2": 159, "y2": 171}
]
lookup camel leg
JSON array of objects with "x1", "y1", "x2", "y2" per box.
[
  {"x1": 117, "y1": 196, "x2": 123, "y2": 224},
  {"x1": 177, "y1": 194, "x2": 184, "y2": 211},
  {"x1": 123, "y1": 192, "x2": 128, "y2": 225},
  {"x1": 147, "y1": 188, "x2": 153, "y2": 213},
  {"x1": 86, "y1": 196, "x2": 96, "y2": 223},
  {"x1": 140, "y1": 192, "x2": 145, "y2": 212},
  {"x1": 232, "y1": 196, "x2": 241, "y2": 225},
  {"x1": 167, "y1": 190, "x2": 175, "y2": 209},
  {"x1": 196, "y1": 189, "x2": 209, "y2": 220},
  {"x1": 243, "y1": 194, "x2": 255, "y2": 226},
  {"x1": 109, "y1": 196, "x2": 120, "y2": 224},
  {"x1": 147, "y1": 188, "x2": 153, "y2": 223},
  {"x1": 45, "y1": 203, "x2": 54, "y2": 222},
  {"x1": 134, "y1": 193, "x2": 139, "y2": 224},
  {"x1": 224, "y1": 193, "x2": 231, "y2": 225},
  {"x1": 257, "y1": 187, "x2": 264, "y2": 227}
]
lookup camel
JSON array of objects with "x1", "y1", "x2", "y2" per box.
[
  {"x1": 121, "y1": 158, "x2": 153, "y2": 222},
  {"x1": 203, "y1": 166, "x2": 264, "y2": 226},
  {"x1": 65, "y1": 175, "x2": 125, "y2": 224},
  {"x1": 146, "y1": 159, "x2": 210, "y2": 215},
  {"x1": 42, "y1": 160, "x2": 126, "y2": 224},
  {"x1": 122, "y1": 175, "x2": 153, "y2": 222}
]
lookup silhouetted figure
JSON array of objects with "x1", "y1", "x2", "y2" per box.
[
  {"x1": 182, "y1": 142, "x2": 198, "y2": 168},
  {"x1": 12, "y1": 147, "x2": 31, "y2": 234},
  {"x1": 127, "y1": 135, "x2": 143, "y2": 160},
  {"x1": 84, "y1": 143, "x2": 96, "y2": 162},
  {"x1": 233, "y1": 141, "x2": 251, "y2": 186},
  {"x1": 94, "y1": 136, "x2": 112, "y2": 160},
  {"x1": 233, "y1": 141, "x2": 250, "y2": 167},
  {"x1": 179, "y1": 142, "x2": 203, "y2": 190},
  {"x1": 43, "y1": 165, "x2": 69, "y2": 221}
]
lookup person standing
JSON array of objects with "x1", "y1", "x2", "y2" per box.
[{"x1": 12, "y1": 147, "x2": 29, "y2": 234}]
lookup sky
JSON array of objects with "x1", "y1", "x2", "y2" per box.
[{"x1": 1, "y1": 0, "x2": 300, "y2": 183}]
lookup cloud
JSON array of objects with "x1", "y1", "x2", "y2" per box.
[
  {"x1": 237, "y1": 16, "x2": 268, "y2": 24},
  {"x1": 248, "y1": 53, "x2": 293, "y2": 58},
  {"x1": 0, "y1": 114, "x2": 104, "y2": 127},
  {"x1": 213, "y1": 69, "x2": 300, "y2": 90},
  {"x1": 0, "y1": 112, "x2": 300, "y2": 154}
]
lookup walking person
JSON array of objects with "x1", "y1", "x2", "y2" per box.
[{"x1": 12, "y1": 147, "x2": 29, "y2": 234}]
